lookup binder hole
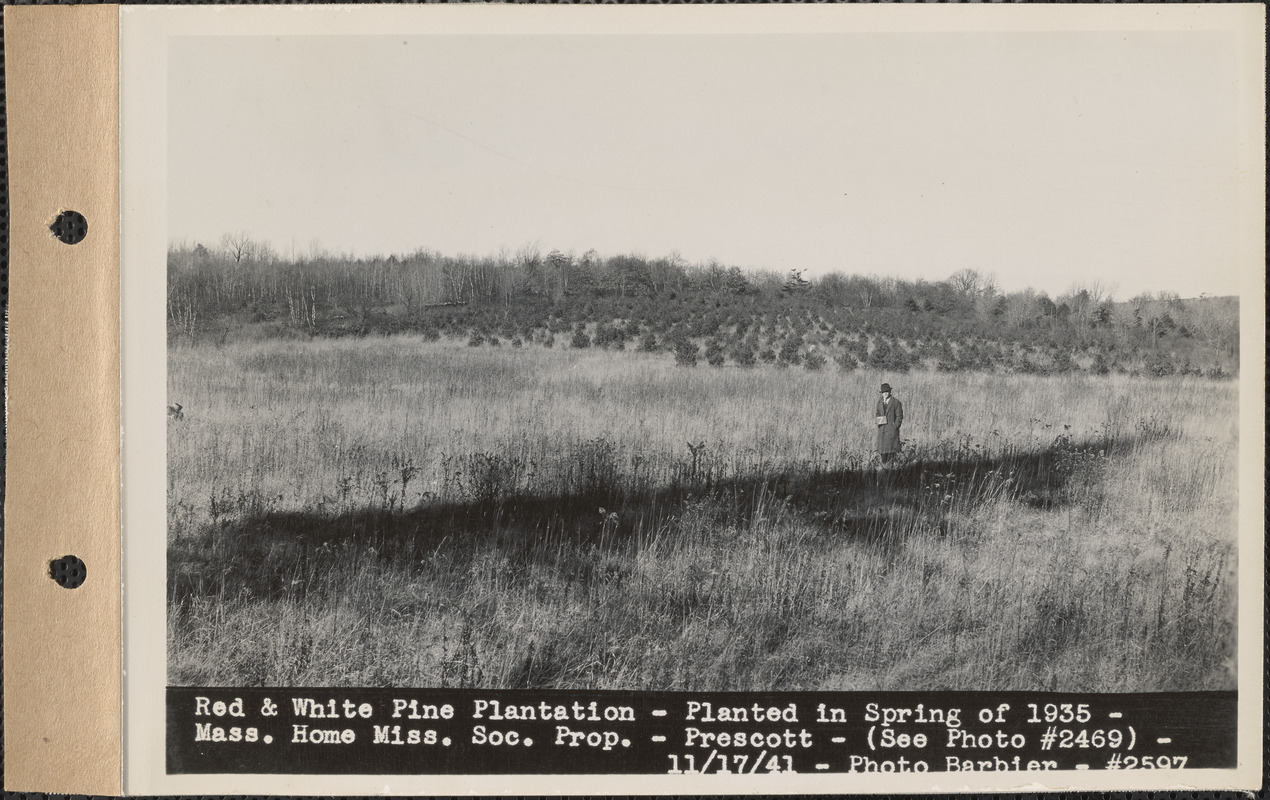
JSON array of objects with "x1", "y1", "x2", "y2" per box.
[
  {"x1": 49, "y1": 555, "x2": 87, "y2": 589},
  {"x1": 49, "y1": 210, "x2": 89, "y2": 245}
]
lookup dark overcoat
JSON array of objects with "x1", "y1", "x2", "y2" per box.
[{"x1": 875, "y1": 396, "x2": 904, "y2": 454}]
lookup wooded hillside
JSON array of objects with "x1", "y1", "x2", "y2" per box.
[{"x1": 168, "y1": 239, "x2": 1239, "y2": 378}]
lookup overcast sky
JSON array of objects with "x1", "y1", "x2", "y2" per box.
[{"x1": 168, "y1": 30, "x2": 1245, "y2": 299}]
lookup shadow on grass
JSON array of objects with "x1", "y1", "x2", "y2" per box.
[{"x1": 170, "y1": 431, "x2": 1141, "y2": 604}]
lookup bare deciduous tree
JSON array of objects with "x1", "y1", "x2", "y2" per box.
[
  {"x1": 221, "y1": 232, "x2": 256, "y2": 264},
  {"x1": 948, "y1": 268, "x2": 986, "y2": 298}
]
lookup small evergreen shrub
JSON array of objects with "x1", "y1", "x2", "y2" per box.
[
  {"x1": 730, "y1": 342, "x2": 757, "y2": 367},
  {"x1": 674, "y1": 339, "x2": 699, "y2": 367}
]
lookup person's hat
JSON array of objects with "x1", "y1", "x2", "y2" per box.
[{"x1": 880, "y1": 383, "x2": 892, "y2": 393}]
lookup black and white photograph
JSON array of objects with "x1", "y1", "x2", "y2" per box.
[{"x1": 113, "y1": 4, "x2": 1263, "y2": 792}]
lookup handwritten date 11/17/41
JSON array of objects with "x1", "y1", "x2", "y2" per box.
[{"x1": 668, "y1": 752, "x2": 796, "y2": 774}]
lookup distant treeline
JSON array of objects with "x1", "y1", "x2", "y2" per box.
[{"x1": 168, "y1": 237, "x2": 1239, "y2": 378}]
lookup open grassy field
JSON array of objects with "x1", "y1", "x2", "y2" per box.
[{"x1": 167, "y1": 336, "x2": 1236, "y2": 691}]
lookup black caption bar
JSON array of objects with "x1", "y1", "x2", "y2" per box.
[{"x1": 167, "y1": 689, "x2": 1235, "y2": 775}]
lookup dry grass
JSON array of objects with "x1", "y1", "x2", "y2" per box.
[{"x1": 167, "y1": 336, "x2": 1236, "y2": 690}]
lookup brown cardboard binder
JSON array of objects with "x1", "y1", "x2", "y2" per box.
[{"x1": 3, "y1": 5, "x2": 123, "y2": 794}]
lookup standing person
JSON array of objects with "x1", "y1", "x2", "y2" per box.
[{"x1": 875, "y1": 382, "x2": 904, "y2": 464}]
